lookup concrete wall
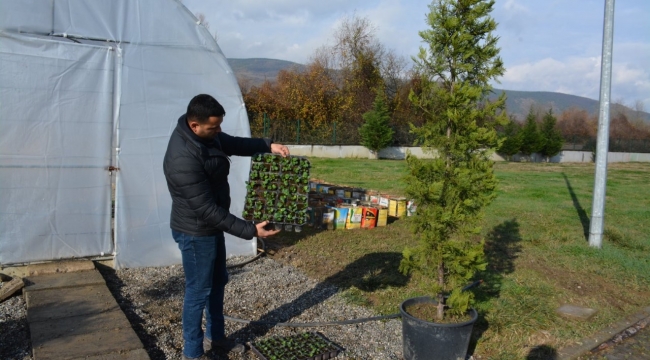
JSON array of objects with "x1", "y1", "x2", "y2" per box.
[{"x1": 286, "y1": 145, "x2": 650, "y2": 163}]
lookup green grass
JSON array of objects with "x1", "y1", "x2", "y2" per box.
[
  {"x1": 268, "y1": 159, "x2": 650, "y2": 359},
  {"x1": 309, "y1": 158, "x2": 408, "y2": 196}
]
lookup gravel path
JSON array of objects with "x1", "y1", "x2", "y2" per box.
[{"x1": 1, "y1": 256, "x2": 403, "y2": 360}]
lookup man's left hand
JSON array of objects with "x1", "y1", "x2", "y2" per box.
[{"x1": 271, "y1": 143, "x2": 290, "y2": 157}]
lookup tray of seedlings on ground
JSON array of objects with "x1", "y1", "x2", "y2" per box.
[
  {"x1": 242, "y1": 153, "x2": 310, "y2": 232},
  {"x1": 251, "y1": 332, "x2": 343, "y2": 360}
]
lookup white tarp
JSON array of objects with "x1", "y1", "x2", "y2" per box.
[
  {"x1": 0, "y1": 32, "x2": 114, "y2": 264},
  {"x1": 0, "y1": 0, "x2": 257, "y2": 268}
]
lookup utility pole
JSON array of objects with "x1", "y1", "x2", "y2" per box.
[{"x1": 589, "y1": 0, "x2": 615, "y2": 248}]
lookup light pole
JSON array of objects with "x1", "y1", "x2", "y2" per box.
[{"x1": 588, "y1": 0, "x2": 615, "y2": 248}]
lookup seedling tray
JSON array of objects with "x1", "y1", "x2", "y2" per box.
[
  {"x1": 243, "y1": 153, "x2": 310, "y2": 232},
  {"x1": 251, "y1": 332, "x2": 343, "y2": 360}
]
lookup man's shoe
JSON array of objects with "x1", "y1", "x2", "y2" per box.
[{"x1": 207, "y1": 337, "x2": 245, "y2": 353}]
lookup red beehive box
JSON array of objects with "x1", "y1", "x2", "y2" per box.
[{"x1": 361, "y1": 206, "x2": 378, "y2": 229}]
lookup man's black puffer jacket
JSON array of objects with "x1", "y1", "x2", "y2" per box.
[{"x1": 163, "y1": 115, "x2": 271, "y2": 238}]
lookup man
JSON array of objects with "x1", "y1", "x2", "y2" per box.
[{"x1": 163, "y1": 94, "x2": 288, "y2": 359}]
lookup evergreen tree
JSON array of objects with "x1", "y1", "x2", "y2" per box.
[
  {"x1": 401, "y1": 0, "x2": 506, "y2": 320},
  {"x1": 539, "y1": 109, "x2": 564, "y2": 161},
  {"x1": 498, "y1": 117, "x2": 522, "y2": 161},
  {"x1": 519, "y1": 109, "x2": 543, "y2": 158},
  {"x1": 359, "y1": 92, "x2": 394, "y2": 158}
]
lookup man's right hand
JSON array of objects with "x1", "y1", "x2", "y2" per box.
[{"x1": 255, "y1": 221, "x2": 280, "y2": 238}]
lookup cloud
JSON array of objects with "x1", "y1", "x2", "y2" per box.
[
  {"x1": 497, "y1": 0, "x2": 534, "y2": 36},
  {"x1": 500, "y1": 55, "x2": 650, "y2": 104},
  {"x1": 201, "y1": 0, "x2": 356, "y2": 23},
  {"x1": 184, "y1": 0, "x2": 650, "y2": 104},
  {"x1": 503, "y1": 0, "x2": 528, "y2": 13},
  {"x1": 186, "y1": 0, "x2": 363, "y2": 62},
  {"x1": 502, "y1": 57, "x2": 600, "y2": 89}
]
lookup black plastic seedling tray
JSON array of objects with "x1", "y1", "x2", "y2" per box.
[
  {"x1": 250, "y1": 332, "x2": 343, "y2": 360},
  {"x1": 243, "y1": 153, "x2": 310, "y2": 232}
]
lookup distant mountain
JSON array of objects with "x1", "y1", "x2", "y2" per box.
[
  {"x1": 228, "y1": 58, "x2": 650, "y2": 122},
  {"x1": 489, "y1": 89, "x2": 650, "y2": 122},
  {"x1": 228, "y1": 58, "x2": 305, "y2": 85}
]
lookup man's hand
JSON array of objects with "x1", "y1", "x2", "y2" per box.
[
  {"x1": 270, "y1": 143, "x2": 290, "y2": 157},
  {"x1": 255, "y1": 221, "x2": 280, "y2": 238}
]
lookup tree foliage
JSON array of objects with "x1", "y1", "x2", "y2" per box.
[
  {"x1": 359, "y1": 93, "x2": 394, "y2": 155},
  {"x1": 498, "y1": 116, "x2": 522, "y2": 160},
  {"x1": 400, "y1": 0, "x2": 506, "y2": 320},
  {"x1": 539, "y1": 109, "x2": 564, "y2": 160},
  {"x1": 519, "y1": 109, "x2": 543, "y2": 157},
  {"x1": 242, "y1": 15, "x2": 418, "y2": 145}
]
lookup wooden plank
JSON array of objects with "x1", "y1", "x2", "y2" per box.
[
  {"x1": 0, "y1": 277, "x2": 24, "y2": 302},
  {"x1": 32, "y1": 326, "x2": 143, "y2": 360},
  {"x1": 25, "y1": 270, "x2": 105, "y2": 292},
  {"x1": 71, "y1": 349, "x2": 150, "y2": 360},
  {"x1": 26, "y1": 285, "x2": 119, "y2": 322},
  {"x1": 29, "y1": 310, "x2": 134, "y2": 346}
]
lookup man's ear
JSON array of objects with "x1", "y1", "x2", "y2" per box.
[{"x1": 188, "y1": 119, "x2": 200, "y2": 134}]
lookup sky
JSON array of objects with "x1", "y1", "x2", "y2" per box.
[{"x1": 183, "y1": 0, "x2": 650, "y2": 108}]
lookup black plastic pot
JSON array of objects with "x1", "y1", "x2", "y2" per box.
[{"x1": 400, "y1": 297, "x2": 478, "y2": 360}]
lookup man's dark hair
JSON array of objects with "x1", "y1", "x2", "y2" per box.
[{"x1": 186, "y1": 94, "x2": 226, "y2": 123}]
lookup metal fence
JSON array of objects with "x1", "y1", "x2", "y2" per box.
[
  {"x1": 251, "y1": 114, "x2": 650, "y2": 153},
  {"x1": 562, "y1": 136, "x2": 650, "y2": 153},
  {"x1": 249, "y1": 113, "x2": 418, "y2": 146}
]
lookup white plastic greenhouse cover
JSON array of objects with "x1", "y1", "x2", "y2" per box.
[{"x1": 0, "y1": 0, "x2": 257, "y2": 268}]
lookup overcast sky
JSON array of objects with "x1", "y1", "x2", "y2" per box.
[{"x1": 183, "y1": 0, "x2": 650, "y2": 107}]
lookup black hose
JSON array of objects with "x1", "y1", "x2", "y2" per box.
[
  {"x1": 224, "y1": 313, "x2": 401, "y2": 327},
  {"x1": 226, "y1": 237, "x2": 267, "y2": 269}
]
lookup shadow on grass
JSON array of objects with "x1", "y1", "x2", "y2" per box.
[
  {"x1": 262, "y1": 225, "x2": 326, "y2": 254},
  {"x1": 229, "y1": 251, "x2": 410, "y2": 341},
  {"x1": 562, "y1": 173, "x2": 590, "y2": 241},
  {"x1": 469, "y1": 218, "x2": 523, "y2": 356},
  {"x1": 526, "y1": 344, "x2": 558, "y2": 359}
]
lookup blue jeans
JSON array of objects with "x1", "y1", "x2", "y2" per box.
[{"x1": 172, "y1": 230, "x2": 229, "y2": 358}]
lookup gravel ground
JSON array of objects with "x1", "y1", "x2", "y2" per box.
[
  {"x1": 0, "y1": 256, "x2": 403, "y2": 360},
  {"x1": 0, "y1": 295, "x2": 31, "y2": 360},
  {"x1": 581, "y1": 316, "x2": 650, "y2": 360}
]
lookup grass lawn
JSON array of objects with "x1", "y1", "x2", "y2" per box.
[{"x1": 266, "y1": 159, "x2": 650, "y2": 359}]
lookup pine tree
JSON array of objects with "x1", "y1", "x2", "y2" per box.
[
  {"x1": 519, "y1": 109, "x2": 543, "y2": 158},
  {"x1": 539, "y1": 109, "x2": 564, "y2": 161},
  {"x1": 359, "y1": 92, "x2": 394, "y2": 159},
  {"x1": 498, "y1": 117, "x2": 522, "y2": 161},
  {"x1": 401, "y1": 0, "x2": 506, "y2": 320}
]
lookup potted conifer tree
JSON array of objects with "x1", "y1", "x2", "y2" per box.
[{"x1": 399, "y1": 1, "x2": 507, "y2": 359}]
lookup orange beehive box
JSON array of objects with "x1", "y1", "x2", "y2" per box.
[{"x1": 361, "y1": 207, "x2": 378, "y2": 229}]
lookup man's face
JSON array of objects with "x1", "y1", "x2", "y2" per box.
[{"x1": 189, "y1": 116, "x2": 223, "y2": 139}]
